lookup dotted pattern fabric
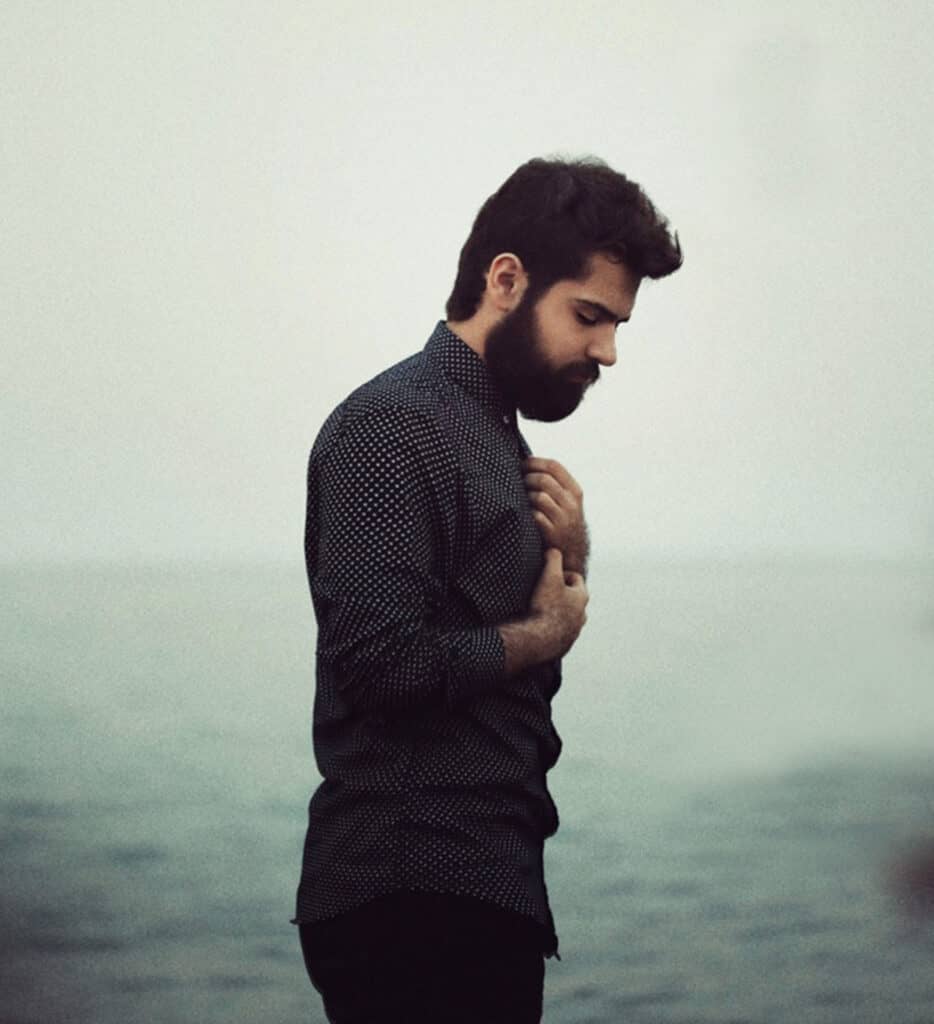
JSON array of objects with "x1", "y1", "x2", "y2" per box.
[{"x1": 295, "y1": 322, "x2": 563, "y2": 955}]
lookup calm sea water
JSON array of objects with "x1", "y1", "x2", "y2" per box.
[{"x1": 3, "y1": 558, "x2": 934, "y2": 1023}]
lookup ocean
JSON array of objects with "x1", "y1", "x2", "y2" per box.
[{"x1": 3, "y1": 558, "x2": 933, "y2": 1023}]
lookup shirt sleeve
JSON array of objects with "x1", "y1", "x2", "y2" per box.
[{"x1": 306, "y1": 404, "x2": 505, "y2": 712}]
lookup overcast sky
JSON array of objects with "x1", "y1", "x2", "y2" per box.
[{"x1": 3, "y1": 1, "x2": 932, "y2": 562}]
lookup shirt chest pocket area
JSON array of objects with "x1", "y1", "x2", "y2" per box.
[{"x1": 451, "y1": 471, "x2": 543, "y2": 625}]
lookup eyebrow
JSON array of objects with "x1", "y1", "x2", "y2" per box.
[{"x1": 576, "y1": 299, "x2": 630, "y2": 325}]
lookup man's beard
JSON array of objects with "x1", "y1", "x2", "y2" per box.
[{"x1": 484, "y1": 293, "x2": 600, "y2": 422}]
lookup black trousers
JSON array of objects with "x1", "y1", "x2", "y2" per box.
[{"x1": 298, "y1": 892, "x2": 546, "y2": 1024}]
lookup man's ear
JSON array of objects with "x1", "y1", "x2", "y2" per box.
[{"x1": 485, "y1": 253, "x2": 529, "y2": 313}]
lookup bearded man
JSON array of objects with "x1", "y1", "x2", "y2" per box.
[{"x1": 294, "y1": 156, "x2": 682, "y2": 1023}]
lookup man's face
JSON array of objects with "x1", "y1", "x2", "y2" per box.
[{"x1": 485, "y1": 253, "x2": 640, "y2": 422}]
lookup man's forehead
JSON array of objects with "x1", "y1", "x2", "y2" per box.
[{"x1": 571, "y1": 253, "x2": 640, "y2": 319}]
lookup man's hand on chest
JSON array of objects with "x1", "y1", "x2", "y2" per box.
[{"x1": 522, "y1": 457, "x2": 590, "y2": 577}]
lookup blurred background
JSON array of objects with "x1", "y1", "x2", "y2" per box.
[{"x1": 3, "y1": 2, "x2": 933, "y2": 1022}]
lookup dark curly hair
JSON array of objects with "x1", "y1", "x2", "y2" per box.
[{"x1": 446, "y1": 156, "x2": 682, "y2": 321}]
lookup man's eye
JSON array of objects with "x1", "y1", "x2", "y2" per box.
[{"x1": 575, "y1": 312, "x2": 597, "y2": 326}]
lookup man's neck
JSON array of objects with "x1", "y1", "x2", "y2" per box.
[{"x1": 445, "y1": 312, "x2": 495, "y2": 361}]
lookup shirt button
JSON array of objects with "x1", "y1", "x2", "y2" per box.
[{"x1": 502, "y1": 414, "x2": 510, "y2": 426}]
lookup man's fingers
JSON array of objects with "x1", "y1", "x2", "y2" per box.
[
  {"x1": 524, "y1": 471, "x2": 572, "y2": 505},
  {"x1": 564, "y1": 570, "x2": 586, "y2": 590},
  {"x1": 523, "y1": 457, "x2": 582, "y2": 498},
  {"x1": 543, "y1": 546, "x2": 564, "y2": 574},
  {"x1": 532, "y1": 509, "x2": 557, "y2": 532},
  {"x1": 528, "y1": 489, "x2": 563, "y2": 520},
  {"x1": 524, "y1": 456, "x2": 568, "y2": 480},
  {"x1": 543, "y1": 551, "x2": 585, "y2": 593}
]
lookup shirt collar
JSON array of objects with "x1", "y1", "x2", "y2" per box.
[{"x1": 424, "y1": 321, "x2": 515, "y2": 421}]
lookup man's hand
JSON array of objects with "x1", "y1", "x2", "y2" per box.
[
  {"x1": 499, "y1": 547, "x2": 589, "y2": 675},
  {"x1": 523, "y1": 457, "x2": 589, "y2": 576},
  {"x1": 529, "y1": 547, "x2": 588, "y2": 659}
]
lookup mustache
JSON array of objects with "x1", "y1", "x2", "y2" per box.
[{"x1": 562, "y1": 362, "x2": 601, "y2": 385}]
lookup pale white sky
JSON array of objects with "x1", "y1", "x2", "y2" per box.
[{"x1": 3, "y1": 1, "x2": 932, "y2": 561}]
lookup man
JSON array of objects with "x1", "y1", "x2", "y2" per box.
[{"x1": 294, "y1": 156, "x2": 682, "y2": 1023}]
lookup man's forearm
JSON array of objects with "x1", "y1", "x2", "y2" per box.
[
  {"x1": 498, "y1": 547, "x2": 589, "y2": 675},
  {"x1": 498, "y1": 616, "x2": 557, "y2": 677},
  {"x1": 498, "y1": 605, "x2": 581, "y2": 676}
]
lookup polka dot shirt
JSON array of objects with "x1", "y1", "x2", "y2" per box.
[{"x1": 294, "y1": 322, "x2": 563, "y2": 957}]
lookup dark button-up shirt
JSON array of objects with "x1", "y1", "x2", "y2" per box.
[{"x1": 294, "y1": 322, "x2": 563, "y2": 955}]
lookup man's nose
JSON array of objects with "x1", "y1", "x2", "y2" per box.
[{"x1": 587, "y1": 329, "x2": 617, "y2": 367}]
